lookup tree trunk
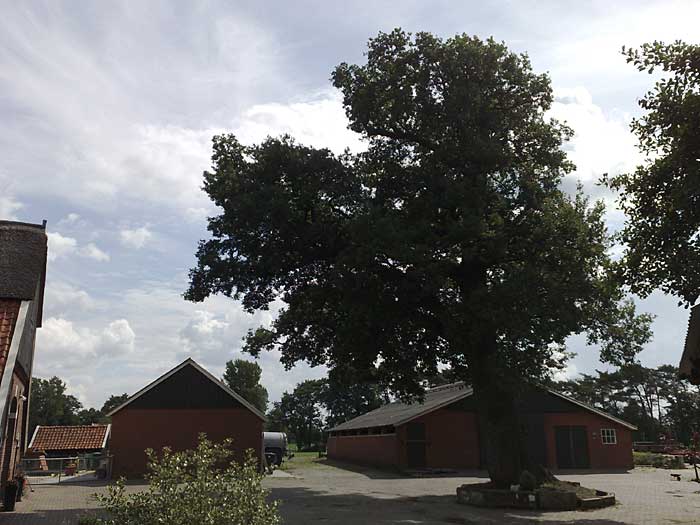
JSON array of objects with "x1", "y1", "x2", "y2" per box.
[
  {"x1": 470, "y1": 337, "x2": 528, "y2": 488},
  {"x1": 474, "y1": 379, "x2": 526, "y2": 487}
]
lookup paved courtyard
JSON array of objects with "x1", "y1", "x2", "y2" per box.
[{"x1": 4, "y1": 461, "x2": 700, "y2": 524}]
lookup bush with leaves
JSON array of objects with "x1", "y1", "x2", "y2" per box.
[{"x1": 80, "y1": 434, "x2": 279, "y2": 525}]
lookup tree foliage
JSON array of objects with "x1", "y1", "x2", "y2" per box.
[
  {"x1": 277, "y1": 380, "x2": 325, "y2": 450},
  {"x1": 101, "y1": 393, "x2": 130, "y2": 416},
  {"x1": 605, "y1": 41, "x2": 700, "y2": 305},
  {"x1": 187, "y1": 29, "x2": 650, "y2": 485},
  {"x1": 29, "y1": 377, "x2": 82, "y2": 436},
  {"x1": 320, "y1": 369, "x2": 387, "y2": 429},
  {"x1": 556, "y1": 364, "x2": 700, "y2": 443},
  {"x1": 80, "y1": 435, "x2": 279, "y2": 525},
  {"x1": 222, "y1": 359, "x2": 269, "y2": 413}
]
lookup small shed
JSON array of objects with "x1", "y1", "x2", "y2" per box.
[
  {"x1": 28, "y1": 424, "x2": 110, "y2": 457},
  {"x1": 108, "y1": 358, "x2": 265, "y2": 478},
  {"x1": 327, "y1": 382, "x2": 636, "y2": 471}
]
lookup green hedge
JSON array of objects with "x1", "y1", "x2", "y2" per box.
[{"x1": 633, "y1": 451, "x2": 685, "y2": 469}]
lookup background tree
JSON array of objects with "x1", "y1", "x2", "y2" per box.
[
  {"x1": 78, "y1": 408, "x2": 106, "y2": 425},
  {"x1": 187, "y1": 30, "x2": 650, "y2": 485},
  {"x1": 265, "y1": 402, "x2": 287, "y2": 433},
  {"x1": 605, "y1": 41, "x2": 700, "y2": 305},
  {"x1": 29, "y1": 376, "x2": 82, "y2": 437},
  {"x1": 555, "y1": 364, "x2": 700, "y2": 443},
  {"x1": 320, "y1": 369, "x2": 387, "y2": 428},
  {"x1": 222, "y1": 359, "x2": 269, "y2": 413},
  {"x1": 278, "y1": 380, "x2": 324, "y2": 450},
  {"x1": 101, "y1": 393, "x2": 130, "y2": 416}
]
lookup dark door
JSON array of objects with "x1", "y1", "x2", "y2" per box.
[
  {"x1": 555, "y1": 426, "x2": 590, "y2": 469},
  {"x1": 406, "y1": 422, "x2": 426, "y2": 469}
]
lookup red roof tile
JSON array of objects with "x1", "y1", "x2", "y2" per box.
[
  {"x1": 0, "y1": 299, "x2": 20, "y2": 381},
  {"x1": 29, "y1": 424, "x2": 110, "y2": 452}
]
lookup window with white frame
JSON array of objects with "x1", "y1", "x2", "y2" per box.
[{"x1": 601, "y1": 428, "x2": 617, "y2": 445}]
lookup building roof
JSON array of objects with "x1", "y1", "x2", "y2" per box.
[
  {"x1": 28, "y1": 424, "x2": 111, "y2": 452},
  {"x1": 680, "y1": 304, "x2": 700, "y2": 384},
  {"x1": 330, "y1": 382, "x2": 474, "y2": 432},
  {"x1": 106, "y1": 358, "x2": 266, "y2": 421},
  {"x1": 329, "y1": 382, "x2": 637, "y2": 432},
  {"x1": 0, "y1": 220, "x2": 48, "y2": 326}
]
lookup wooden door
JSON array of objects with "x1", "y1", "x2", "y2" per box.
[
  {"x1": 555, "y1": 426, "x2": 590, "y2": 469},
  {"x1": 406, "y1": 422, "x2": 427, "y2": 469}
]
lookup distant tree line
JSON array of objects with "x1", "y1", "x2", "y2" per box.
[
  {"x1": 28, "y1": 376, "x2": 128, "y2": 439},
  {"x1": 553, "y1": 364, "x2": 700, "y2": 444}
]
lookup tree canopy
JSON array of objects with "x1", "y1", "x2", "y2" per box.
[
  {"x1": 605, "y1": 41, "x2": 700, "y2": 305},
  {"x1": 29, "y1": 376, "x2": 83, "y2": 436},
  {"x1": 222, "y1": 359, "x2": 269, "y2": 413},
  {"x1": 187, "y1": 29, "x2": 650, "y2": 485}
]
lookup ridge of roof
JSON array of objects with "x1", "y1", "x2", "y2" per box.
[
  {"x1": 330, "y1": 382, "x2": 637, "y2": 432},
  {"x1": 105, "y1": 358, "x2": 266, "y2": 421}
]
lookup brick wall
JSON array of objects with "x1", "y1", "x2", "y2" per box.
[
  {"x1": 543, "y1": 412, "x2": 634, "y2": 469},
  {"x1": 396, "y1": 408, "x2": 480, "y2": 470},
  {"x1": 327, "y1": 434, "x2": 398, "y2": 467},
  {"x1": 110, "y1": 408, "x2": 263, "y2": 478}
]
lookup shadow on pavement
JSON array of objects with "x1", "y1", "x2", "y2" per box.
[
  {"x1": 269, "y1": 485, "x2": 630, "y2": 525},
  {"x1": 319, "y1": 459, "x2": 490, "y2": 480}
]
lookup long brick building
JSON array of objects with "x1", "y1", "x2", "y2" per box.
[{"x1": 327, "y1": 382, "x2": 635, "y2": 471}]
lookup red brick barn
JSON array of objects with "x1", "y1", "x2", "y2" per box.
[
  {"x1": 327, "y1": 382, "x2": 635, "y2": 471},
  {"x1": 108, "y1": 358, "x2": 265, "y2": 478}
]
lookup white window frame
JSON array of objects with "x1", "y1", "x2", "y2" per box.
[{"x1": 601, "y1": 428, "x2": 617, "y2": 445}]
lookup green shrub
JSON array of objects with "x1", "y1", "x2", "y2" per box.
[
  {"x1": 84, "y1": 434, "x2": 280, "y2": 525},
  {"x1": 634, "y1": 451, "x2": 685, "y2": 469}
]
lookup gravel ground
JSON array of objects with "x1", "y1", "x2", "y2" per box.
[{"x1": 4, "y1": 461, "x2": 700, "y2": 524}]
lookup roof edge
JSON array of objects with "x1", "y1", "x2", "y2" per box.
[{"x1": 106, "y1": 358, "x2": 266, "y2": 421}]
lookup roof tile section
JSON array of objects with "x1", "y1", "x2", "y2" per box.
[
  {"x1": 29, "y1": 425, "x2": 110, "y2": 452},
  {"x1": 0, "y1": 299, "x2": 20, "y2": 381},
  {"x1": 331, "y1": 382, "x2": 473, "y2": 432}
]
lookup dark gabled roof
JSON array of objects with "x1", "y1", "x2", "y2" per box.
[
  {"x1": 680, "y1": 304, "x2": 700, "y2": 384},
  {"x1": 29, "y1": 424, "x2": 110, "y2": 452},
  {"x1": 330, "y1": 382, "x2": 637, "y2": 432},
  {"x1": 0, "y1": 220, "x2": 48, "y2": 326},
  {"x1": 330, "y1": 382, "x2": 473, "y2": 432},
  {"x1": 106, "y1": 358, "x2": 266, "y2": 421}
]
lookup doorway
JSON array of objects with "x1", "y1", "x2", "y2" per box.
[
  {"x1": 555, "y1": 425, "x2": 590, "y2": 469},
  {"x1": 406, "y1": 422, "x2": 426, "y2": 469}
]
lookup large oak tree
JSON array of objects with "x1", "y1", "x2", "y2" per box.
[{"x1": 187, "y1": 30, "x2": 648, "y2": 485}]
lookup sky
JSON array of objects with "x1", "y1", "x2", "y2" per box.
[{"x1": 1, "y1": 0, "x2": 698, "y2": 409}]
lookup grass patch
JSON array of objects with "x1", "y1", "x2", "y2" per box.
[{"x1": 279, "y1": 451, "x2": 326, "y2": 471}]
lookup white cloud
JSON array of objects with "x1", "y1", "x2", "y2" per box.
[
  {"x1": 234, "y1": 91, "x2": 364, "y2": 155},
  {"x1": 0, "y1": 194, "x2": 22, "y2": 220},
  {"x1": 80, "y1": 242, "x2": 110, "y2": 262},
  {"x1": 35, "y1": 316, "x2": 136, "y2": 372},
  {"x1": 120, "y1": 226, "x2": 153, "y2": 249},
  {"x1": 44, "y1": 281, "x2": 97, "y2": 312},
  {"x1": 47, "y1": 231, "x2": 109, "y2": 262},
  {"x1": 47, "y1": 231, "x2": 78, "y2": 261},
  {"x1": 549, "y1": 87, "x2": 641, "y2": 185}
]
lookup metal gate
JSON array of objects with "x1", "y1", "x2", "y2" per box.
[{"x1": 19, "y1": 454, "x2": 112, "y2": 485}]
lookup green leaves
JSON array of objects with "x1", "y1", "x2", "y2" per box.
[
  {"x1": 607, "y1": 41, "x2": 700, "y2": 305},
  {"x1": 85, "y1": 435, "x2": 280, "y2": 525},
  {"x1": 222, "y1": 359, "x2": 268, "y2": 413},
  {"x1": 187, "y1": 29, "x2": 645, "y2": 400}
]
